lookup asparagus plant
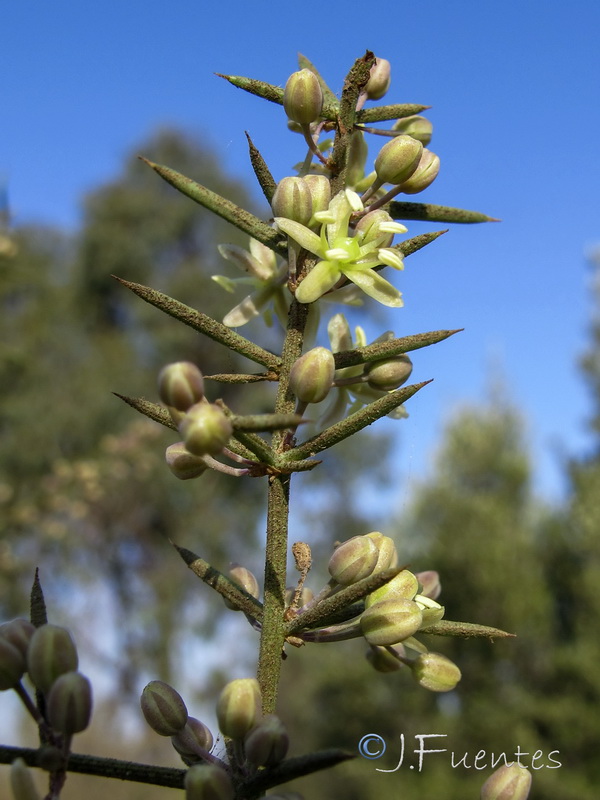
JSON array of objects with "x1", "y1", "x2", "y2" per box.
[{"x1": 0, "y1": 51, "x2": 531, "y2": 800}]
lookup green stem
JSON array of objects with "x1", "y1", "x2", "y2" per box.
[
  {"x1": 139, "y1": 157, "x2": 287, "y2": 255},
  {"x1": 113, "y1": 277, "x2": 280, "y2": 369},
  {"x1": 356, "y1": 103, "x2": 430, "y2": 123},
  {"x1": 258, "y1": 473, "x2": 291, "y2": 714},
  {"x1": 257, "y1": 300, "x2": 310, "y2": 713},
  {"x1": 389, "y1": 200, "x2": 500, "y2": 224},
  {"x1": 0, "y1": 746, "x2": 185, "y2": 789},
  {"x1": 284, "y1": 380, "x2": 432, "y2": 462}
]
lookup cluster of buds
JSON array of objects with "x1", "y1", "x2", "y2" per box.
[
  {"x1": 262, "y1": 533, "x2": 461, "y2": 693},
  {"x1": 1, "y1": 620, "x2": 93, "y2": 734},
  {"x1": 157, "y1": 362, "x2": 249, "y2": 482},
  {"x1": 1, "y1": 619, "x2": 93, "y2": 800},
  {"x1": 141, "y1": 677, "x2": 292, "y2": 800},
  {"x1": 159, "y1": 362, "x2": 232, "y2": 462},
  {"x1": 213, "y1": 55, "x2": 440, "y2": 322}
]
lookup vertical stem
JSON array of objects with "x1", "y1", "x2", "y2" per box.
[
  {"x1": 257, "y1": 299, "x2": 309, "y2": 713},
  {"x1": 258, "y1": 472, "x2": 290, "y2": 714}
]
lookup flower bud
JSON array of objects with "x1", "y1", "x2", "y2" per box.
[
  {"x1": 303, "y1": 174, "x2": 331, "y2": 220},
  {"x1": 392, "y1": 115, "x2": 433, "y2": 146},
  {"x1": 27, "y1": 624, "x2": 78, "y2": 694},
  {"x1": 158, "y1": 362, "x2": 205, "y2": 411},
  {"x1": 398, "y1": 149, "x2": 440, "y2": 195},
  {"x1": 244, "y1": 714, "x2": 289, "y2": 767},
  {"x1": 224, "y1": 565, "x2": 260, "y2": 610},
  {"x1": 365, "y1": 57, "x2": 391, "y2": 100},
  {"x1": 283, "y1": 69, "x2": 323, "y2": 125},
  {"x1": 171, "y1": 717, "x2": 214, "y2": 764},
  {"x1": 411, "y1": 652, "x2": 461, "y2": 692},
  {"x1": 328, "y1": 535, "x2": 379, "y2": 586},
  {"x1": 415, "y1": 594, "x2": 445, "y2": 626},
  {"x1": 46, "y1": 670, "x2": 93, "y2": 734},
  {"x1": 480, "y1": 763, "x2": 532, "y2": 800},
  {"x1": 271, "y1": 177, "x2": 313, "y2": 226},
  {"x1": 165, "y1": 442, "x2": 210, "y2": 480},
  {"x1": 366, "y1": 644, "x2": 405, "y2": 673},
  {"x1": 184, "y1": 764, "x2": 234, "y2": 800},
  {"x1": 354, "y1": 210, "x2": 400, "y2": 248},
  {"x1": 216, "y1": 678, "x2": 261, "y2": 740},
  {"x1": 289, "y1": 347, "x2": 335, "y2": 404},
  {"x1": 141, "y1": 680, "x2": 188, "y2": 736},
  {"x1": 365, "y1": 569, "x2": 419, "y2": 608},
  {"x1": 364, "y1": 531, "x2": 398, "y2": 572},
  {"x1": 374, "y1": 135, "x2": 423, "y2": 186},
  {"x1": 416, "y1": 570, "x2": 441, "y2": 600},
  {"x1": 0, "y1": 637, "x2": 26, "y2": 690},
  {"x1": 10, "y1": 758, "x2": 41, "y2": 800},
  {"x1": 360, "y1": 598, "x2": 423, "y2": 646},
  {"x1": 180, "y1": 403, "x2": 233, "y2": 457},
  {"x1": 365, "y1": 354, "x2": 413, "y2": 391},
  {"x1": 0, "y1": 619, "x2": 35, "y2": 659}
]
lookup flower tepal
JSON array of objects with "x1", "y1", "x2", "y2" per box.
[{"x1": 275, "y1": 190, "x2": 407, "y2": 308}]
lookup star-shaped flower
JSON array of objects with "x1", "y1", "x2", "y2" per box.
[
  {"x1": 212, "y1": 238, "x2": 289, "y2": 328},
  {"x1": 275, "y1": 189, "x2": 407, "y2": 307}
]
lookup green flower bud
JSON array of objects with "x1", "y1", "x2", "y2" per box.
[
  {"x1": 180, "y1": 403, "x2": 233, "y2": 457},
  {"x1": 184, "y1": 764, "x2": 234, "y2": 800},
  {"x1": 365, "y1": 57, "x2": 391, "y2": 100},
  {"x1": 415, "y1": 570, "x2": 441, "y2": 599},
  {"x1": 360, "y1": 598, "x2": 423, "y2": 646},
  {"x1": 10, "y1": 758, "x2": 41, "y2": 800},
  {"x1": 158, "y1": 362, "x2": 205, "y2": 411},
  {"x1": 224, "y1": 564, "x2": 260, "y2": 610},
  {"x1": 328, "y1": 535, "x2": 379, "y2": 586},
  {"x1": 46, "y1": 670, "x2": 93, "y2": 734},
  {"x1": 0, "y1": 619, "x2": 35, "y2": 659},
  {"x1": 289, "y1": 347, "x2": 335, "y2": 404},
  {"x1": 303, "y1": 174, "x2": 331, "y2": 221},
  {"x1": 27, "y1": 624, "x2": 78, "y2": 694},
  {"x1": 364, "y1": 531, "x2": 398, "y2": 572},
  {"x1": 244, "y1": 714, "x2": 289, "y2": 767},
  {"x1": 398, "y1": 149, "x2": 440, "y2": 195},
  {"x1": 366, "y1": 644, "x2": 405, "y2": 673},
  {"x1": 365, "y1": 354, "x2": 413, "y2": 391},
  {"x1": 365, "y1": 569, "x2": 419, "y2": 608},
  {"x1": 354, "y1": 210, "x2": 399, "y2": 248},
  {"x1": 216, "y1": 678, "x2": 261, "y2": 740},
  {"x1": 141, "y1": 680, "x2": 188, "y2": 736},
  {"x1": 392, "y1": 115, "x2": 433, "y2": 146},
  {"x1": 411, "y1": 652, "x2": 461, "y2": 692},
  {"x1": 374, "y1": 135, "x2": 423, "y2": 186},
  {"x1": 165, "y1": 442, "x2": 210, "y2": 480},
  {"x1": 415, "y1": 594, "x2": 445, "y2": 625},
  {"x1": 171, "y1": 717, "x2": 214, "y2": 765},
  {"x1": 0, "y1": 637, "x2": 26, "y2": 690},
  {"x1": 283, "y1": 69, "x2": 323, "y2": 125},
  {"x1": 271, "y1": 177, "x2": 313, "y2": 226},
  {"x1": 480, "y1": 762, "x2": 532, "y2": 800}
]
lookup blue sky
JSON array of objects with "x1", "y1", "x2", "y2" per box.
[{"x1": 3, "y1": 0, "x2": 600, "y2": 502}]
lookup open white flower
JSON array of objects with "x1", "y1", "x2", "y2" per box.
[
  {"x1": 275, "y1": 189, "x2": 407, "y2": 307},
  {"x1": 212, "y1": 238, "x2": 289, "y2": 328}
]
